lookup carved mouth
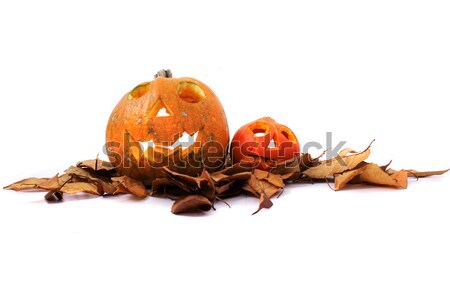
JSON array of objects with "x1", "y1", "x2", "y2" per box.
[{"x1": 138, "y1": 131, "x2": 199, "y2": 153}]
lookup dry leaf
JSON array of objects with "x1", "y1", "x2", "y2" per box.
[
  {"x1": 387, "y1": 168, "x2": 449, "y2": 178},
  {"x1": 303, "y1": 142, "x2": 372, "y2": 179},
  {"x1": 4, "y1": 177, "x2": 51, "y2": 191},
  {"x1": 299, "y1": 152, "x2": 322, "y2": 172},
  {"x1": 197, "y1": 169, "x2": 216, "y2": 201},
  {"x1": 151, "y1": 178, "x2": 175, "y2": 195},
  {"x1": 210, "y1": 172, "x2": 229, "y2": 182},
  {"x1": 37, "y1": 174, "x2": 61, "y2": 190},
  {"x1": 334, "y1": 167, "x2": 367, "y2": 190},
  {"x1": 76, "y1": 159, "x2": 116, "y2": 172},
  {"x1": 390, "y1": 170, "x2": 408, "y2": 189},
  {"x1": 171, "y1": 195, "x2": 212, "y2": 214},
  {"x1": 64, "y1": 166, "x2": 116, "y2": 195},
  {"x1": 359, "y1": 163, "x2": 408, "y2": 189},
  {"x1": 253, "y1": 169, "x2": 285, "y2": 188},
  {"x1": 252, "y1": 193, "x2": 274, "y2": 215},
  {"x1": 212, "y1": 171, "x2": 251, "y2": 198},
  {"x1": 158, "y1": 167, "x2": 216, "y2": 201},
  {"x1": 210, "y1": 162, "x2": 253, "y2": 179},
  {"x1": 216, "y1": 181, "x2": 235, "y2": 195},
  {"x1": 213, "y1": 172, "x2": 252, "y2": 185},
  {"x1": 111, "y1": 176, "x2": 149, "y2": 198},
  {"x1": 247, "y1": 174, "x2": 281, "y2": 198},
  {"x1": 60, "y1": 182, "x2": 102, "y2": 195},
  {"x1": 334, "y1": 163, "x2": 409, "y2": 190}
]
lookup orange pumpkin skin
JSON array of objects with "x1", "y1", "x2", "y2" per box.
[
  {"x1": 230, "y1": 117, "x2": 300, "y2": 170},
  {"x1": 106, "y1": 74, "x2": 229, "y2": 186}
]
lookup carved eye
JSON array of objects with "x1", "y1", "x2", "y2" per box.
[
  {"x1": 280, "y1": 126, "x2": 296, "y2": 141},
  {"x1": 249, "y1": 122, "x2": 269, "y2": 138},
  {"x1": 177, "y1": 82, "x2": 206, "y2": 103},
  {"x1": 128, "y1": 82, "x2": 151, "y2": 100}
]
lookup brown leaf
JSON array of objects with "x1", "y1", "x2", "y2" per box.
[
  {"x1": 210, "y1": 162, "x2": 253, "y2": 179},
  {"x1": 334, "y1": 166, "x2": 367, "y2": 190},
  {"x1": 112, "y1": 183, "x2": 132, "y2": 196},
  {"x1": 160, "y1": 167, "x2": 216, "y2": 200},
  {"x1": 387, "y1": 168, "x2": 449, "y2": 178},
  {"x1": 299, "y1": 152, "x2": 323, "y2": 172},
  {"x1": 252, "y1": 193, "x2": 274, "y2": 215},
  {"x1": 4, "y1": 177, "x2": 50, "y2": 191},
  {"x1": 390, "y1": 170, "x2": 408, "y2": 189},
  {"x1": 264, "y1": 155, "x2": 300, "y2": 175},
  {"x1": 280, "y1": 171, "x2": 301, "y2": 181},
  {"x1": 60, "y1": 182, "x2": 102, "y2": 195},
  {"x1": 214, "y1": 172, "x2": 252, "y2": 185},
  {"x1": 210, "y1": 172, "x2": 228, "y2": 182},
  {"x1": 253, "y1": 169, "x2": 285, "y2": 188},
  {"x1": 64, "y1": 166, "x2": 116, "y2": 195},
  {"x1": 216, "y1": 181, "x2": 234, "y2": 195},
  {"x1": 111, "y1": 176, "x2": 149, "y2": 198},
  {"x1": 359, "y1": 163, "x2": 408, "y2": 189},
  {"x1": 37, "y1": 174, "x2": 61, "y2": 190},
  {"x1": 247, "y1": 174, "x2": 281, "y2": 198},
  {"x1": 303, "y1": 142, "x2": 372, "y2": 179},
  {"x1": 213, "y1": 171, "x2": 251, "y2": 197},
  {"x1": 162, "y1": 167, "x2": 199, "y2": 185},
  {"x1": 58, "y1": 174, "x2": 73, "y2": 185},
  {"x1": 76, "y1": 159, "x2": 115, "y2": 172},
  {"x1": 242, "y1": 183, "x2": 260, "y2": 198},
  {"x1": 151, "y1": 178, "x2": 175, "y2": 195},
  {"x1": 198, "y1": 169, "x2": 216, "y2": 201},
  {"x1": 171, "y1": 195, "x2": 212, "y2": 214}
]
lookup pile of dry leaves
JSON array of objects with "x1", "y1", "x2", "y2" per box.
[{"x1": 4, "y1": 142, "x2": 448, "y2": 214}]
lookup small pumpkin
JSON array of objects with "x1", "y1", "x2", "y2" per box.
[
  {"x1": 106, "y1": 70, "x2": 229, "y2": 186},
  {"x1": 230, "y1": 117, "x2": 300, "y2": 169}
]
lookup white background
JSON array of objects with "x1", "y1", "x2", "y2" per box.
[{"x1": 0, "y1": 1, "x2": 449, "y2": 299}]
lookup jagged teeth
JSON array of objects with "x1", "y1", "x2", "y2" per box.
[{"x1": 138, "y1": 131, "x2": 199, "y2": 151}]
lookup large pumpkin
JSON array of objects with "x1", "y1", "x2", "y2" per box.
[
  {"x1": 231, "y1": 117, "x2": 300, "y2": 170},
  {"x1": 106, "y1": 70, "x2": 229, "y2": 186}
]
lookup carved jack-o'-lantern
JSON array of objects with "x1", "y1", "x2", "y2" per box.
[
  {"x1": 106, "y1": 70, "x2": 229, "y2": 186},
  {"x1": 231, "y1": 117, "x2": 300, "y2": 169}
]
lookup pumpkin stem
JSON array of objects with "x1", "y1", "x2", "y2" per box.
[{"x1": 154, "y1": 69, "x2": 173, "y2": 79}]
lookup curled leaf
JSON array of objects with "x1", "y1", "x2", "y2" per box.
[
  {"x1": 303, "y1": 142, "x2": 372, "y2": 179},
  {"x1": 252, "y1": 193, "x2": 274, "y2": 215},
  {"x1": 198, "y1": 169, "x2": 216, "y2": 201},
  {"x1": 334, "y1": 166, "x2": 367, "y2": 190},
  {"x1": 111, "y1": 176, "x2": 149, "y2": 198},
  {"x1": 76, "y1": 159, "x2": 115, "y2": 172},
  {"x1": 359, "y1": 163, "x2": 408, "y2": 189},
  {"x1": 171, "y1": 195, "x2": 212, "y2": 214},
  {"x1": 64, "y1": 166, "x2": 116, "y2": 195}
]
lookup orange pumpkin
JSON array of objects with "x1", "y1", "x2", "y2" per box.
[
  {"x1": 106, "y1": 70, "x2": 229, "y2": 186},
  {"x1": 230, "y1": 117, "x2": 300, "y2": 169}
]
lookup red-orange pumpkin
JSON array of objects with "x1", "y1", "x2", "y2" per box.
[
  {"x1": 231, "y1": 117, "x2": 300, "y2": 169},
  {"x1": 106, "y1": 70, "x2": 229, "y2": 186}
]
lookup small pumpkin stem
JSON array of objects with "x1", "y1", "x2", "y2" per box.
[{"x1": 154, "y1": 69, "x2": 173, "y2": 79}]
